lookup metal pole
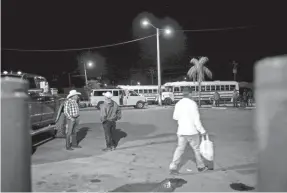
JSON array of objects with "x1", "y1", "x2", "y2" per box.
[
  {"x1": 1, "y1": 78, "x2": 31, "y2": 192},
  {"x1": 156, "y1": 28, "x2": 162, "y2": 106},
  {"x1": 255, "y1": 56, "x2": 287, "y2": 192},
  {"x1": 84, "y1": 63, "x2": 88, "y2": 86},
  {"x1": 68, "y1": 73, "x2": 71, "y2": 87}
]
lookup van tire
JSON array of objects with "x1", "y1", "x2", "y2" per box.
[
  {"x1": 97, "y1": 101, "x2": 104, "y2": 110},
  {"x1": 164, "y1": 98, "x2": 172, "y2": 105},
  {"x1": 136, "y1": 101, "x2": 144, "y2": 109}
]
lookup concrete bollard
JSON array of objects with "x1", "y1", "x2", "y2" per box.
[
  {"x1": 1, "y1": 78, "x2": 31, "y2": 192},
  {"x1": 255, "y1": 56, "x2": 287, "y2": 191}
]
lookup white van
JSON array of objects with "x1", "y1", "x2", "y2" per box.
[{"x1": 90, "y1": 89, "x2": 147, "y2": 109}]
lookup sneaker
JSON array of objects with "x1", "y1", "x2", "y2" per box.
[
  {"x1": 102, "y1": 147, "x2": 112, "y2": 152},
  {"x1": 66, "y1": 147, "x2": 74, "y2": 151},
  {"x1": 169, "y1": 169, "x2": 180, "y2": 175},
  {"x1": 198, "y1": 166, "x2": 208, "y2": 172},
  {"x1": 111, "y1": 146, "x2": 116, "y2": 151}
]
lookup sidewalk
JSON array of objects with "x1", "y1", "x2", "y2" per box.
[{"x1": 32, "y1": 135, "x2": 257, "y2": 192}]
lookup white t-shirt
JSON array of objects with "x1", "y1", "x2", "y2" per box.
[{"x1": 173, "y1": 98, "x2": 206, "y2": 135}]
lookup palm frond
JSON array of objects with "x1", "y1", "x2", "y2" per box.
[
  {"x1": 187, "y1": 66, "x2": 197, "y2": 79},
  {"x1": 190, "y1": 58, "x2": 199, "y2": 66},
  {"x1": 203, "y1": 66, "x2": 213, "y2": 79},
  {"x1": 199, "y1": 57, "x2": 209, "y2": 65}
]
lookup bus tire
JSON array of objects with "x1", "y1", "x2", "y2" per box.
[
  {"x1": 97, "y1": 101, "x2": 104, "y2": 110},
  {"x1": 164, "y1": 98, "x2": 172, "y2": 105},
  {"x1": 136, "y1": 101, "x2": 144, "y2": 109}
]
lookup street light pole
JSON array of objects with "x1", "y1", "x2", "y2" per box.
[
  {"x1": 84, "y1": 63, "x2": 88, "y2": 86},
  {"x1": 156, "y1": 28, "x2": 162, "y2": 106}
]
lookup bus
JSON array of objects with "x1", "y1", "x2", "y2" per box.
[
  {"x1": 163, "y1": 81, "x2": 239, "y2": 103},
  {"x1": 117, "y1": 85, "x2": 175, "y2": 105}
]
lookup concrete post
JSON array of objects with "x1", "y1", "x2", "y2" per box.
[
  {"x1": 1, "y1": 78, "x2": 31, "y2": 192},
  {"x1": 255, "y1": 56, "x2": 287, "y2": 191}
]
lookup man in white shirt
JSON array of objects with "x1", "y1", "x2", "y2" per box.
[{"x1": 169, "y1": 87, "x2": 208, "y2": 175}]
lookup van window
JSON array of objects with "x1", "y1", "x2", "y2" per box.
[
  {"x1": 211, "y1": 85, "x2": 215, "y2": 91},
  {"x1": 225, "y1": 85, "x2": 229, "y2": 91},
  {"x1": 153, "y1": 89, "x2": 157, "y2": 93},
  {"x1": 113, "y1": 90, "x2": 119, "y2": 96},
  {"x1": 220, "y1": 85, "x2": 225, "y2": 90},
  {"x1": 148, "y1": 89, "x2": 152, "y2": 93},
  {"x1": 129, "y1": 90, "x2": 138, "y2": 96},
  {"x1": 162, "y1": 89, "x2": 166, "y2": 92},
  {"x1": 216, "y1": 86, "x2": 220, "y2": 91},
  {"x1": 94, "y1": 91, "x2": 105, "y2": 96},
  {"x1": 174, "y1": 87, "x2": 180, "y2": 92},
  {"x1": 191, "y1": 86, "x2": 195, "y2": 91},
  {"x1": 201, "y1": 86, "x2": 206, "y2": 91},
  {"x1": 144, "y1": 90, "x2": 148, "y2": 93},
  {"x1": 26, "y1": 77, "x2": 37, "y2": 89},
  {"x1": 139, "y1": 90, "x2": 143, "y2": 93}
]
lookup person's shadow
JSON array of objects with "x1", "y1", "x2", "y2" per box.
[
  {"x1": 76, "y1": 127, "x2": 90, "y2": 144},
  {"x1": 112, "y1": 128, "x2": 127, "y2": 147}
]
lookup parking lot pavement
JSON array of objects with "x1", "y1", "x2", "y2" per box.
[{"x1": 32, "y1": 108, "x2": 257, "y2": 192}]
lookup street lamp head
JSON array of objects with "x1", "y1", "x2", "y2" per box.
[
  {"x1": 17, "y1": 71, "x2": 22, "y2": 75},
  {"x1": 142, "y1": 20, "x2": 149, "y2": 26},
  {"x1": 87, "y1": 61, "x2": 93, "y2": 67},
  {"x1": 163, "y1": 26, "x2": 174, "y2": 38}
]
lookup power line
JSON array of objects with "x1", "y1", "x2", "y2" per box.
[
  {"x1": 176, "y1": 25, "x2": 257, "y2": 32},
  {"x1": 1, "y1": 34, "x2": 157, "y2": 52},
  {"x1": 2, "y1": 25, "x2": 257, "y2": 52}
]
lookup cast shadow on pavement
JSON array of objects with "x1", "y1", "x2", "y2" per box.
[
  {"x1": 230, "y1": 183, "x2": 255, "y2": 191},
  {"x1": 76, "y1": 127, "x2": 91, "y2": 144},
  {"x1": 111, "y1": 178, "x2": 187, "y2": 192},
  {"x1": 112, "y1": 128, "x2": 127, "y2": 147}
]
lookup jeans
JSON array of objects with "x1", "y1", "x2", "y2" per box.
[
  {"x1": 66, "y1": 117, "x2": 79, "y2": 147},
  {"x1": 215, "y1": 100, "x2": 220, "y2": 107},
  {"x1": 103, "y1": 120, "x2": 116, "y2": 148},
  {"x1": 170, "y1": 134, "x2": 205, "y2": 170}
]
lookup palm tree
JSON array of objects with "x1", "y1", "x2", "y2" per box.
[
  {"x1": 187, "y1": 56, "x2": 212, "y2": 106},
  {"x1": 231, "y1": 61, "x2": 238, "y2": 81},
  {"x1": 146, "y1": 67, "x2": 157, "y2": 85}
]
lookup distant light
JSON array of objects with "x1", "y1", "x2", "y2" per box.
[
  {"x1": 163, "y1": 26, "x2": 174, "y2": 37},
  {"x1": 17, "y1": 71, "x2": 22, "y2": 75},
  {"x1": 137, "y1": 82, "x2": 140, "y2": 85},
  {"x1": 3, "y1": 71, "x2": 8, "y2": 74},
  {"x1": 104, "y1": 84, "x2": 107, "y2": 87},
  {"x1": 87, "y1": 61, "x2": 93, "y2": 67},
  {"x1": 141, "y1": 19, "x2": 149, "y2": 27},
  {"x1": 184, "y1": 77, "x2": 187, "y2": 80}
]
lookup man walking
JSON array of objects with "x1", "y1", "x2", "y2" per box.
[
  {"x1": 232, "y1": 89, "x2": 239, "y2": 107},
  {"x1": 64, "y1": 90, "x2": 82, "y2": 150},
  {"x1": 213, "y1": 90, "x2": 220, "y2": 107},
  {"x1": 100, "y1": 91, "x2": 122, "y2": 151},
  {"x1": 169, "y1": 87, "x2": 208, "y2": 175}
]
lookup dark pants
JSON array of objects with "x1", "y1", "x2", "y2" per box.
[
  {"x1": 233, "y1": 99, "x2": 238, "y2": 107},
  {"x1": 103, "y1": 120, "x2": 116, "y2": 148},
  {"x1": 66, "y1": 117, "x2": 79, "y2": 148},
  {"x1": 215, "y1": 100, "x2": 220, "y2": 107}
]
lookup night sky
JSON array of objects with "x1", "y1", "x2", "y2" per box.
[{"x1": 2, "y1": 1, "x2": 287, "y2": 86}]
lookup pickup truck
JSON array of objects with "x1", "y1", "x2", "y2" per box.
[{"x1": 1, "y1": 72, "x2": 67, "y2": 148}]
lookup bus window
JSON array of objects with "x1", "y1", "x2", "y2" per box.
[
  {"x1": 225, "y1": 85, "x2": 230, "y2": 91},
  {"x1": 144, "y1": 90, "x2": 148, "y2": 93},
  {"x1": 191, "y1": 86, "x2": 195, "y2": 91},
  {"x1": 195, "y1": 86, "x2": 199, "y2": 91},
  {"x1": 230, "y1": 85, "x2": 235, "y2": 90},
  {"x1": 180, "y1": 86, "x2": 185, "y2": 91},
  {"x1": 216, "y1": 86, "x2": 220, "y2": 91},
  {"x1": 113, "y1": 90, "x2": 119, "y2": 96},
  {"x1": 139, "y1": 90, "x2": 143, "y2": 93},
  {"x1": 134, "y1": 89, "x2": 138, "y2": 93},
  {"x1": 162, "y1": 89, "x2": 166, "y2": 92},
  {"x1": 153, "y1": 89, "x2": 157, "y2": 93},
  {"x1": 220, "y1": 85, "x2": 225, "y2": 91},
  {"x1": 201, "y1": 86, "x2": 206, "y2": 91},
  {"x1": 211, "y1": 85, "x2": 215, "y2": 91},
  {"x1": 206, "y1": 85, "x2": 211, "y2": 91},
  {"x1": 174, "y1": 87, "x2": 180, "y2": 92},
  {"x1": 148, "y1": 89, "x2": 152, "y2": 93}
]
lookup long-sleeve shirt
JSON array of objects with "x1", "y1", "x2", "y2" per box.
[
  {"x1": 173, "y1": 98, "x2": 206, "y2": 135},
  {"x1": 100, "y1": 100, "x2": 121, "y2": 123},
  {"x1": 64, "y1": 98, "x2": 80, "y2": 120}
]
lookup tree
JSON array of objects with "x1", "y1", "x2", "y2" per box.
[
  {"x1": 187, "y1": 56, "x2": 212, "y2": 106},
  {"x1": 231, "y1": 61, "x2": 238, "y2": 81},
  {"x1": 83, "y1": 79, "x2": 101, "y2": 99},
  {"x1": 146, "y1": 67, "x2": 157, "y2": 85}
]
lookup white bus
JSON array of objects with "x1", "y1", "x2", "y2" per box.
[
  {"x1": 163, "y1": 81, "x2": 239, "y2": 103},
  {"x1": 117, "y1": 85, "x2": 175, "y2": 105}
]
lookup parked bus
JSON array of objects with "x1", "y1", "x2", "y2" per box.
[
  {"x1": 117, "y1": 85, "x2": 175, "y2": 105},
  {"x1": 163, "y1": 81, "x2": 239, "y2": 103}
]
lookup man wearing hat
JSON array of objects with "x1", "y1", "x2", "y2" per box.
[
  {"x1": 169, "y1": 87, "x2": 208, "y2": 175},
  {"x1": 100, "y1": 91, "x2": 122, "y2": 151},
  {"x1": 64, "y1": 90, "x2": 82, "y2": 150}
]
